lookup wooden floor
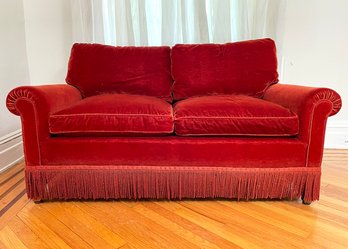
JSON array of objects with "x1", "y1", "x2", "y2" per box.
[{"x1": 0, "y1": 150, "x2": 347, "y2": 249}]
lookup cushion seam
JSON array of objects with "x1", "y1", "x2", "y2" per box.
[
  {"x1": 51, "y1": 113, "x2": 172, "y2": 117},
  {"x1": 50, "y1": 130, "x2": 174, "y2": 134},
  {"x1": 175, "y1": 132, "x2": 298, "y2": 136},
  {"x1": 175, "y1": 116, "x2": 298, "y2": 120}
]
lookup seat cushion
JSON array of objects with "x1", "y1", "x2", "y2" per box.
[
  {"x1": 66, "y1": 44, "x2": 173, "y2": 102},
  {"x1": 49, "y1": 94, "x2": 174, "y2": 136},
  {"x1": 171, "y1": 38, "x2": 278, "y2": 101},
  {"x1": 174, "y1": 95, "x2": 299, "y2": 136}
]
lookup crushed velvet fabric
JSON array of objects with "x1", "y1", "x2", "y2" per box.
[
  {"x1": 66, "y1": 43, "x2": 173, "y2": 102},
  {"x1": 174, "y1": 95, "x2": 298, "y2": 136},
  {"x1": 49, "y1": 94, "x2": 174, "y2": 136},
  {"x1": 171, "y1": 38, "x2": 278, "y2": 100},
  {"x1": 40, "y1": 137, "x2": 307, "y2": 168}
]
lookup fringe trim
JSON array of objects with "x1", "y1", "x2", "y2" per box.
[{"x1": 25, "y1": 166, "x2": 321, "y2": 202}]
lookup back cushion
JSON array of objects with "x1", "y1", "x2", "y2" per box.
[
  {"x1": 171, "y1": 38, "x2": 278, "y2": 100},
  {"x1": 66, "y1": 43, "x2": 173, "y2": 102}
]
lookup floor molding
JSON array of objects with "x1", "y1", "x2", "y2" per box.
[
  {"x1": 325, "y1": 120, "x2": 348, "y2": 149},
  {"x1": 0, "y1": 130, "x2": 24, "y2": 173}
]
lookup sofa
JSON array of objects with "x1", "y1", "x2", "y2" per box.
[{"x1": 6, "y1": 38, "x2": 341, "y2": 204}]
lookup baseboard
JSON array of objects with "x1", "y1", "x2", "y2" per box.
[
  {"x1": 325, "y1": 121, "x2": 348, "y2": 149},
  {"x1": 0, "y1": 129, "x2": 24, "y2": 173}
]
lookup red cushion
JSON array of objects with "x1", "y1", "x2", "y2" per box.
[
  {"x1": 66, "y1": 44, "x2": 173, "y2": 102},
  {"x1": 49, "y1": 94, "x2": 174, "y2": 136},
  {"x1": 174, "y1": 95, "x2": 298, "y2": 136},
  {"x1": 171, "y1": 38, "x2": 278, "y2": 100}
]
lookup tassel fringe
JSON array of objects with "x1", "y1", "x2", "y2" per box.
[{"x1": 25, "y1": 166, "x2": 321, "y2": 202}]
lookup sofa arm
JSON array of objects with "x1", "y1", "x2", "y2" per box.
[
  {"x1": 6, "y1": 84, "x2": 82, "y2": 165},
  {"x1": 263, "y1": 84, "x2": 342, "y2": 167}
]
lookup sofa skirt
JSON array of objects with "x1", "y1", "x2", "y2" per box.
[{"x1": 26, "y1": 165, "x2": 320, "y2": 203}]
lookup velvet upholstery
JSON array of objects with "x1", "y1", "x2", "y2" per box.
[
  {"x1": 171, "y1": 38, "x2": 278, "y2": 100},
  {"x1": 40, "y1": 137, "x2": 307, "y2": 168},
  {"x1": 49, "y1": 94, "x2": 173, "y2": 136},
  {"x1": 6, "y1": 40, "x2": 342, "y2": 202},
  {"x1": 174, "y1": 95, "x2": 298, "y2": 136},
  {"x1": 66, "y1": 44, "x2": 173, "y2": 102}
]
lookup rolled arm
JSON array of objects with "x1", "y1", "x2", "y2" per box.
[
  {"x1": 6, "y1": 84, "x2": 82, "y2": 165},
  {"x1": 7, "y1": 84, "x2": 82, "y2": 116},
  {"x1": 263, "y1": 84, "x2": 342, "y2": 167},
  {"x1": 263, "y1": 84, "x2": 341, "y2": 117}
]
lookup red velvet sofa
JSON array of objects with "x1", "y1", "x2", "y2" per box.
[{"x1": 6, "y1": 38, "x2": 341, "y2": 204}]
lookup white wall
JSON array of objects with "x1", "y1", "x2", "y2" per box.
[
  {"x1": 0, "y1": 0, "x2": 30, "y2": 137},
  {"x1": 281, "y1": 0, "x2": 348, "y2": 148},
  {"x1": 23, "y1": 0, "x2": 73, "y2": 85},
  {"x1": 1, "y1": 0, "x2": 73, "y2": 139},
  {"x1": 0, "y1": 0, "x2": 29, "y2": 171},
  {"x1": 1, "y1": 0, "x2": 73, "y2": 171}
]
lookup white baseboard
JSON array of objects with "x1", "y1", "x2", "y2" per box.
[
  {"x1": 325, "y1": 121, "x2": 348, "y2": 149},
  {"x1": 0, "y1": 129, "x2": 24, "y2": 173}
]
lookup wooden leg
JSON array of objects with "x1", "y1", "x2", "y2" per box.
[
  {"x1": 302, "y1": 200, "x2": 312, "y2": 205},
  {"x1": 301, "y1": 193, "x2": 312, "y2": 205}
]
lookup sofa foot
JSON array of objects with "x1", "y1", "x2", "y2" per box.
[
  {"x1": 33, "y1": 200, "x2": 42, "y2": 204},
  {"x1": 302, "y1": 199, "x2": 312, "y2": 205}
]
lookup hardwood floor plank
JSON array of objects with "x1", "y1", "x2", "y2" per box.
[
  {"x1": 0, "y1": 239, "x2": 8, "y2": 249},
  {"x1": 80, "y1": 201, "x2": 197, "y2": 249},
  {"x1": 24, "y1": 202, "x2": 94, "y2": 249},
  {"x1": 0, "y1": 226, "x2": 27, "y2": 249},
  {"x1": 42, "y1": 202, "x2": 124, "y2": 249},
  {"x1": 248, "y1": 202, "x2": 348, "y2": 249},
  {"x1": 321, "y1": 176, "x2": 348, "y2": 189},
  {"x1": 131, "y1": 202, "x2": 221, "y2": 249},
  {"x1": 321, "y1": 184, "x2": 348, "y2": 202},
  {"x1": 215, "y1": 201, "x2": 309, "y2": 237},
  {"x1": 0, "y1": 190, "x2": 29, "y2": 230},
  {"x1": 0, "y1": 170, "x2": 24, "y2": 196},
  {"x1": 0, "y1": 181, "x2": 26, "y2": 213},
  {"x1": 142, "y1": 202, "x2": 237, "y2": 248},
  {"x1": 315, "y1": 202, "x2": 348, "y2": 228},
  {"x1": 319, "y1": 195, "x2": 348, "y2": 210},
  {"x1": 17, "y1": 204, "x2": 72, "y2": 249},
  {"x1": 180, "y1": 200, "x2": 312, "y2": 249},
  {"x1": 106, "y1": 201, "x2": 201, "y2": 249},
  {"x1": 118, "y1": 243, "x2": 137, "y2": 249},
  {"x1": 323, "y1": 166, "x2": 348, "y2": 178},
  {"x1": 7, "y1": 216, "x2": 50, "y2": 249},
  {"x1": 171, "y1": 202, "x2": 261, "y2": 249}
]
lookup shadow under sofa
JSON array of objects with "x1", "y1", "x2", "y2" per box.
[{"x1": 6, "y1": 38, "x2": 342, "y2": 204}]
